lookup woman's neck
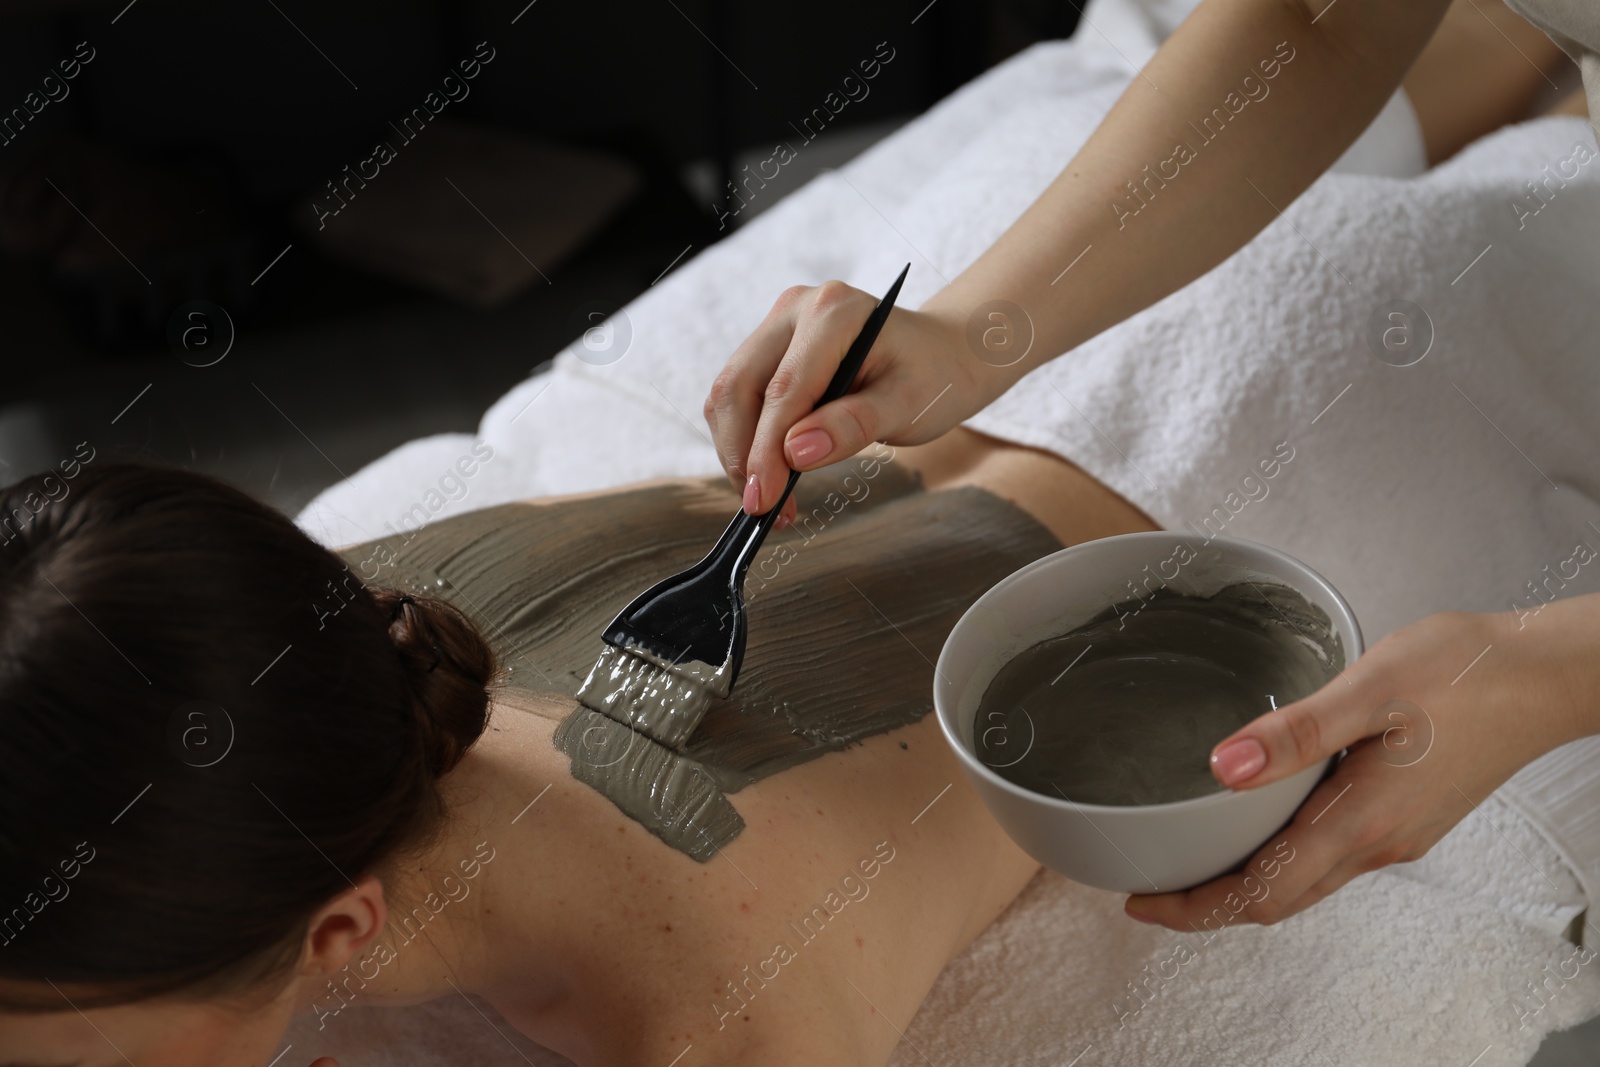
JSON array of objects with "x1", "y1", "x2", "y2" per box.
[{"x1": 302, "y1": 698, "x2": 576, "y2": 1028}]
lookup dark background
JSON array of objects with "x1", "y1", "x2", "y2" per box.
[{"x1": 0, "y1": 0, "x2": 1079, "y2": 515}]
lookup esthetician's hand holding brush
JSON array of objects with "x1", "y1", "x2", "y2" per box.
[
  {"x1": 707, "y1": 0, "x2": 1461, "y2": 525},
  {"x1": 705, "y1": 0, "x2": 1600, "y2": 921}
]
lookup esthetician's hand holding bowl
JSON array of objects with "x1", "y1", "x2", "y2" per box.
[{"x1": 1125, "y1": 595, "x2": 1600, "y2": 928}]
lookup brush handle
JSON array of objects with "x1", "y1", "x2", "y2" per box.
[
  {"x1": 713, "y1": 263, "x2": 912, "y2": 587},
  {"x1": 761, "y1": 262, "x2": 910, "y2": 528},
  {"x1": 815, "y1": 262, "x2": 911, "y2": 408}
]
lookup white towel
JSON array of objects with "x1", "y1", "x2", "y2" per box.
[{"x1": 293, "y1": 0, "x2": 1600, "y2": 1060}]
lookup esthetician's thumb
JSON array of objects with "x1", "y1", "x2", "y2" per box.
[
  {"x1": 781, "y1": 393, "x2": 900, "y2": 473},
  {"x1": 1209, "y1": 679, "x2": 1369, "y2": 790}
]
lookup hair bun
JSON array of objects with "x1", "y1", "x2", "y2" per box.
[{"x1": 372, "y1": 589, "x2": 496, "y2": 778}]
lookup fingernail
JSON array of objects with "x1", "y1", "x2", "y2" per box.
[
  {"x1": 1125, "y1": 906, "x2": 1158, "y2": 925},
  {"x1": 1212, "y1": 738, "x2": 1267, "y2": 786},
  {"x1": 774, "y1": 512, "x2": 792, "y2": 531},
  {"x1": 742, "y1": 475, "x2": 760, "y2": 514},
  {"x1": 788, "y1": 428, "x2": 833, "y2": 466}
]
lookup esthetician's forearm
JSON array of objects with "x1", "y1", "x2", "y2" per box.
[
  {"x1": 920, "y1": 0, "x2": 1454, "y2": 396},
  {"x1": 1515, "y1": 591, "x2": 1600, "y2": 753}
]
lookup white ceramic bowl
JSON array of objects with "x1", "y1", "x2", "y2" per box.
[{"x1": 933, "y1": 532, "x2": 1363, "y2": 893}]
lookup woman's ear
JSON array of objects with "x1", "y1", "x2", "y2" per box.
[{"x1": 299, "y1": 875, "x2": 389, "y2": 976}]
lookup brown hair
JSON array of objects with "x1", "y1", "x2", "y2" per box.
[{"x1": 0, "y1": 463, "x2": 496, "y2": 1010}]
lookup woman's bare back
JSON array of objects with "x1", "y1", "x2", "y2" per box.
[{"x1": 341, "y1": 430, "x2": 1154, "y2": 1066}]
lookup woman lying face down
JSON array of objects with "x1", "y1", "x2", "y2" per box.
[{"x1": 0, "y1": 436, "x2": 1156, "y2": 1067}]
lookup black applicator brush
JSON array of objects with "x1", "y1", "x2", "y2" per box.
[{"x1": 576, "y1": 263, "x2": 911, "y2": 746}]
